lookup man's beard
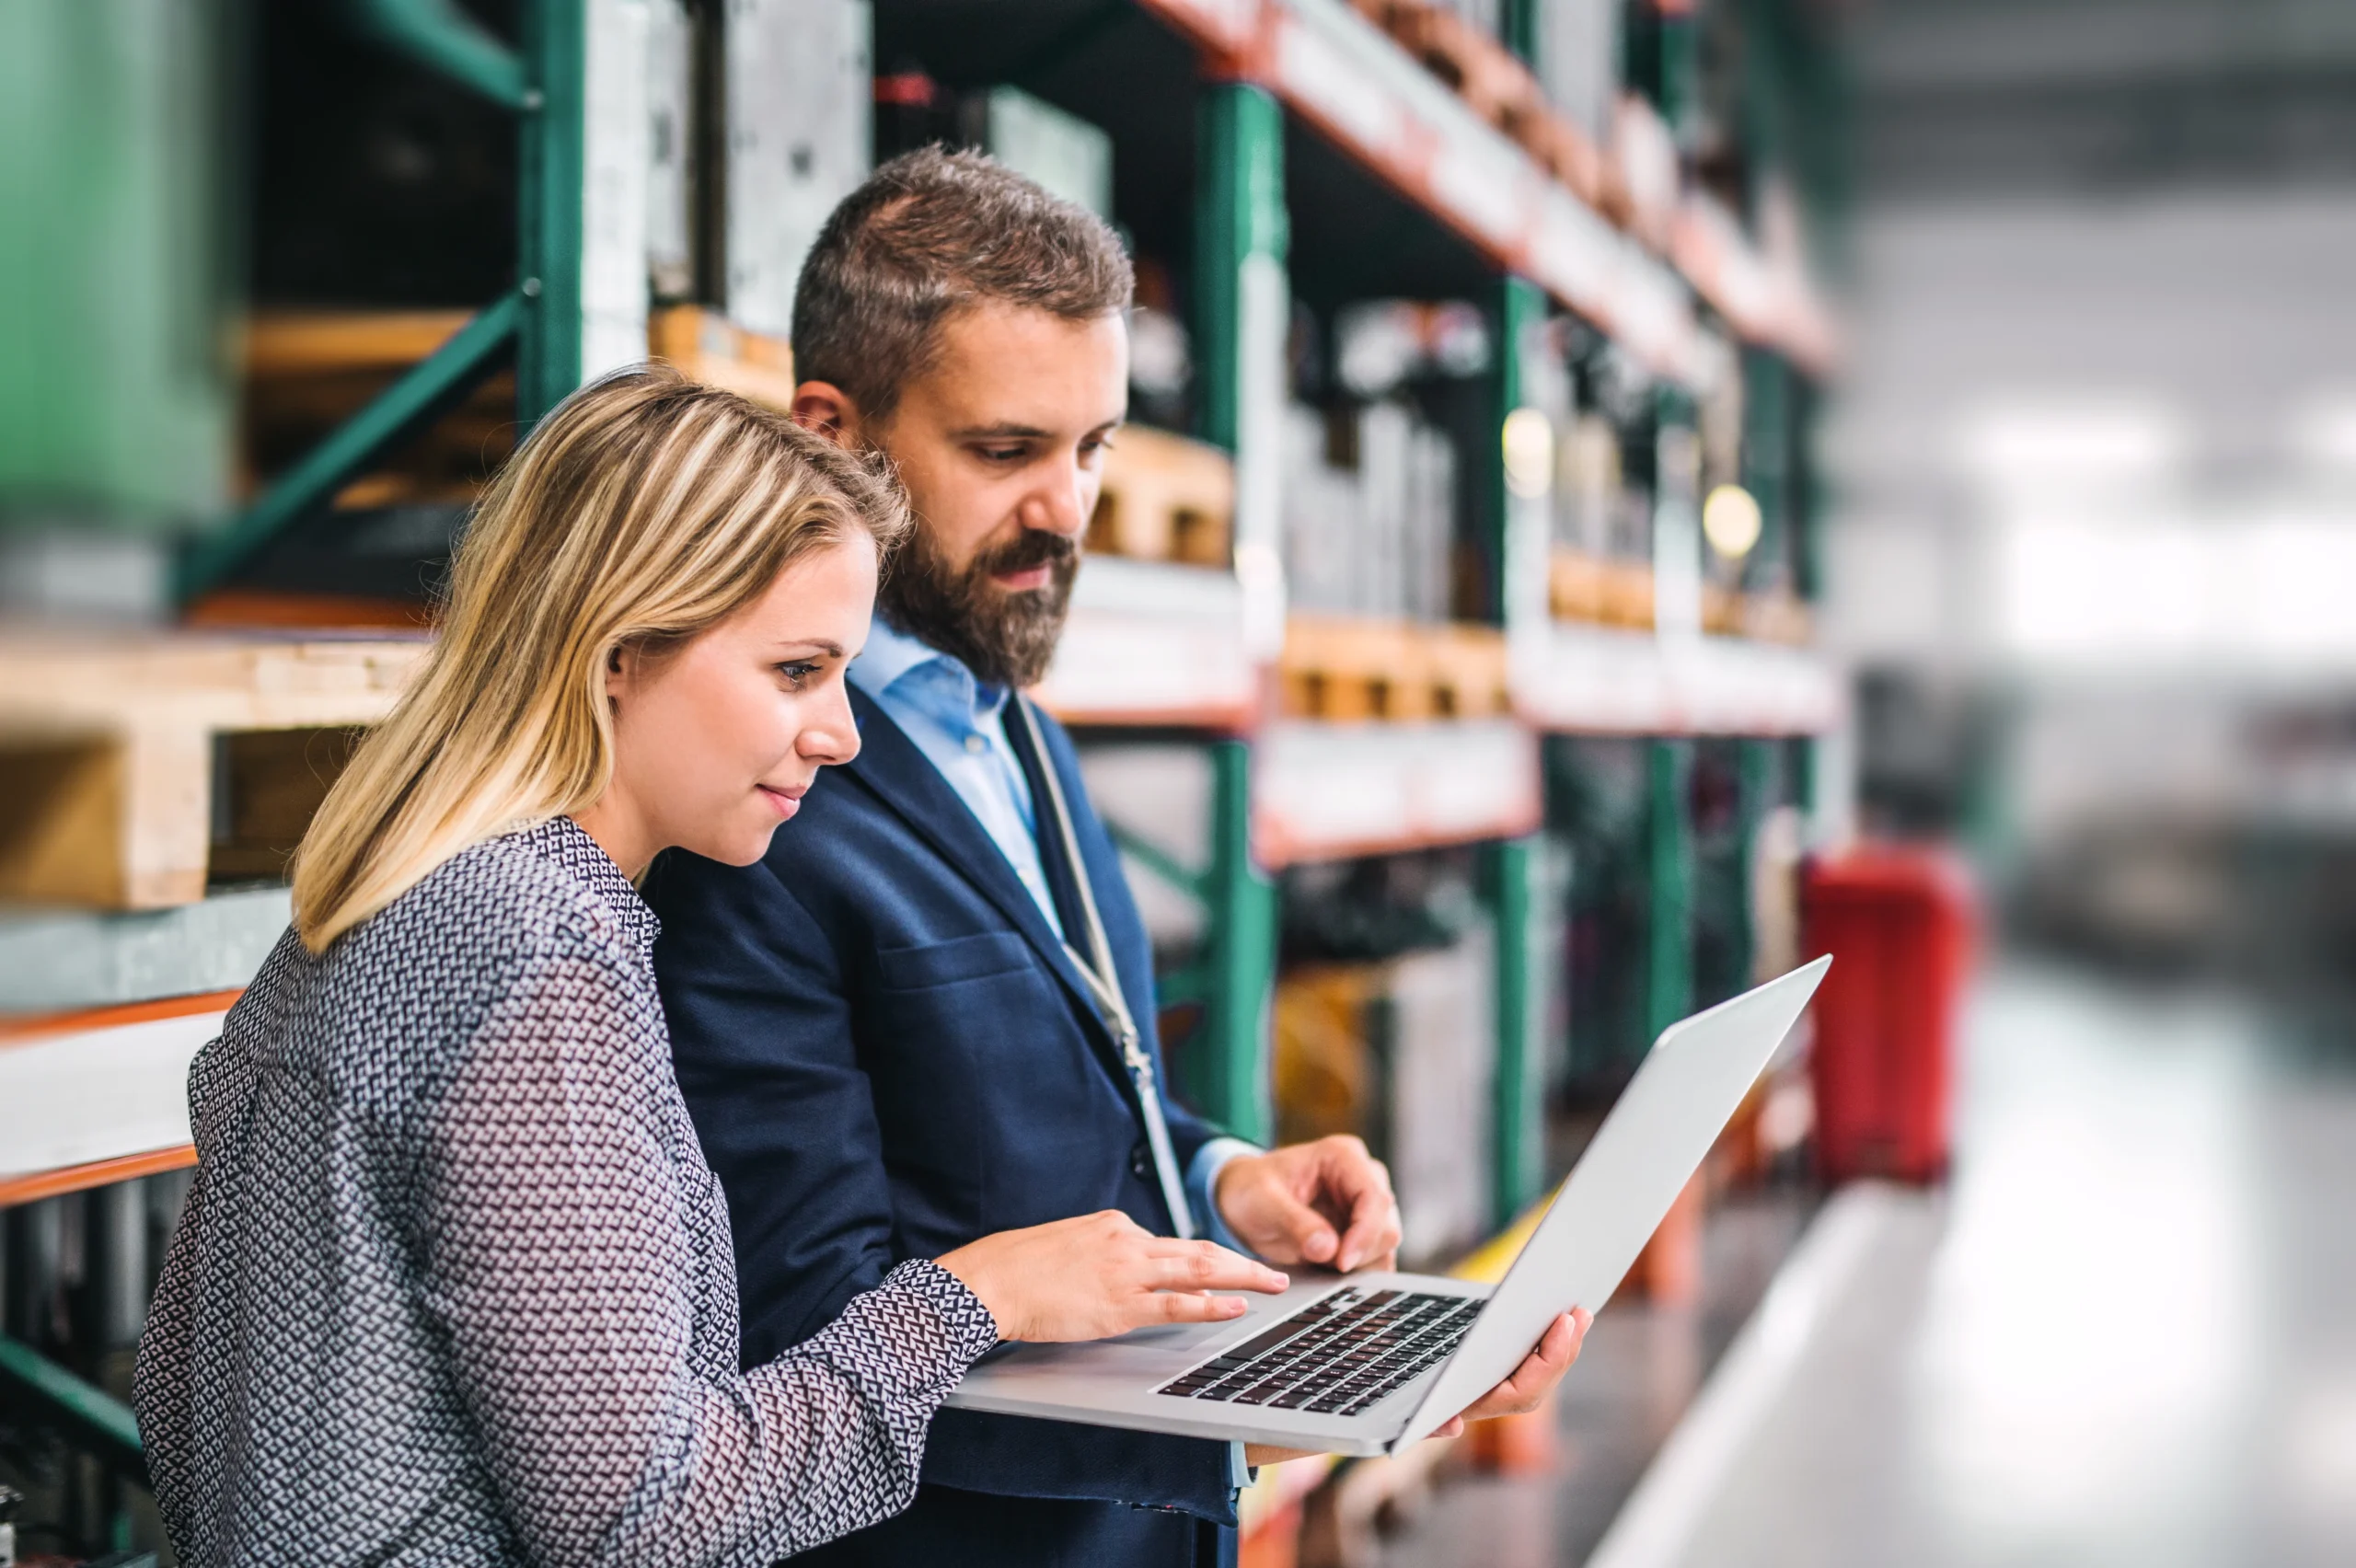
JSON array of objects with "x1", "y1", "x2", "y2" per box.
[{"x1": 877, "y1": 523, "x2": 1080, "y2": 690}]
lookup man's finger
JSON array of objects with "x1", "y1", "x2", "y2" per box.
[
  {"x1": 1334, "y1": 1177, "x2": 1403, "y2": 1274},
  {"x1": 1252, "y1": 1183, "x2": 1340, "y2": 1263},
  {"x1": 1454, "y1": 1313, "x2": 1588, "y2": 1422}
]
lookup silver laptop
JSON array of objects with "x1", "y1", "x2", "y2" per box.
[{"x1": 947, "y1": 957, "x2": 1831, "y2": 1457}]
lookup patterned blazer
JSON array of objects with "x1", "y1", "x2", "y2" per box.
[{"x1": 133, "y1": 817, "x2": 998, "y2": 1567}]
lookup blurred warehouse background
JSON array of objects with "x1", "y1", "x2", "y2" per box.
[{"x1": 4, "y1": 0, "x2": 2355, "y2": 1563}]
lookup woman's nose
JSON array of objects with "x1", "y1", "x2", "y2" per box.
[{"x1": 800, "y1": 681, "x2": 860, "y2": 767}]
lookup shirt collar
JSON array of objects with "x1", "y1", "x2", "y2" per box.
[{"x1": 850, "y1": 617, "x2": 1010, "y2": 726}]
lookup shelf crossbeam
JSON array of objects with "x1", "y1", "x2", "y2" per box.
[
  {"x1": 179, "y1": 0, "x2": 587, "y2": 605},
  {"x1": 0, "y1": 1336, "x2": 145, "y2": 1480},
  {"x1": 345, "y1": 0, "x2": 530, "y2": 110},
  {"x1": 1138, "y1": 0, "x2": 1832, "y2": 382},
  {"x1": 179, "y1": 292, "x2": 524, "y2": 599}
]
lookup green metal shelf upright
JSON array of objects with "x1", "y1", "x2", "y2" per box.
[{"x1": 1185, "y1": 79, "x2": 1287, "y2": 1147}]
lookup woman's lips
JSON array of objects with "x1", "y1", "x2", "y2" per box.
[{"x1": 757, "y1": 784, "x2": 805, "y2": 820}]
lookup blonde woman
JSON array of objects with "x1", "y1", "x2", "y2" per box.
[{"x1": 131, "y1": 371, "x2": 1288, "y2": 1568}]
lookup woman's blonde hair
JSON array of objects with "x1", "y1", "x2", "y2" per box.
[{"x1": 291, "y1": 368, "x2": 909, "y2": 952}]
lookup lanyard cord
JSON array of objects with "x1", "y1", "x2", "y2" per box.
[{"x1": 1011, "y1": 696, "x2": 1198, "y2": 1241}]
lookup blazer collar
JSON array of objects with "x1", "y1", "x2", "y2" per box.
[{"x1": 839, "y1": 686, "x2": 1110, "y2": 1033}]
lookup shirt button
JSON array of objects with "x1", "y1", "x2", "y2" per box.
[
  {"x1": 1130, "y1": 1142, "x2": 1151, "y2": 1179},
  {"x1": 964, "y1": 734, "x2": 987, "y2": 755}
]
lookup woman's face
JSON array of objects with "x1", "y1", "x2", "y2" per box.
[{"x1": 599, "y1": 534, "x2": 878, "y2": 870}]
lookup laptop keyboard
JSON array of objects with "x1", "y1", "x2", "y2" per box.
[{"x1": 1153, "y1": 1286, "x2": 1484, "y2": 1417}]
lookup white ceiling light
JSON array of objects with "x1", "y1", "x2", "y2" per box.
[{"x1": 1703, "y1": 483, "x2": 1763, "y2": 558}]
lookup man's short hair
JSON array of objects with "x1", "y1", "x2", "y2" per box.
[{"x1": 791, "y1": 146, "x2": 1135, "y2": 424}]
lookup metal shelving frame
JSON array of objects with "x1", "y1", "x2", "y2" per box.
[
  {"x1": 3, "y1": 1, "x2": 1842, "y2": 1528},
  {"x1": 4, "y1": 0, "x2": 595, "y2": 1505}
]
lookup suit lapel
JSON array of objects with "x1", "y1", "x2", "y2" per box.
[{"x1": 838, "y1": 686, "x2": 1113, "y2": 1040}]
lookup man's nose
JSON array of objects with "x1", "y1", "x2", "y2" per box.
[{"x1": 1019, "y1": 455, "x2": 1094, "y2": 540}]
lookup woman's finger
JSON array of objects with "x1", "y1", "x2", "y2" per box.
[
  {"x1": 1143, "y1": 1290, "x2": 1254, "y2": 1324},
  {"x1": 1145, "y1": 1245, "x2": 1289, "y2": 1294}
]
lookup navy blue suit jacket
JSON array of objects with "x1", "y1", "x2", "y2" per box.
[{"x1": 646, "y1": 687, "x2": 1237, "y2": 1567}]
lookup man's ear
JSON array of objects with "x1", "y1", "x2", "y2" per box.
[{"x1": 791, "y1": 380, "x2": 862, "y2": 448}]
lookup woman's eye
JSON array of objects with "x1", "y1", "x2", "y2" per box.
[{"x1": 777, "y1": 661, "x2": 823, "y2": 689}]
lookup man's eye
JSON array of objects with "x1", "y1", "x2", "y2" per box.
[{"x1": 978, "y1": 444, "x2": 1027, "y2": 464}]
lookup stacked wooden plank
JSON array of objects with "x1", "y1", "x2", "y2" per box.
[
  {"x1": 647, "y1": 305, "x2": 800, "y2": 411},
  {"x1": 1351, "y1": 1, "x2": 1628, "y2": 231},
  {"x1": 1280, "y1": 617, "x2": 1510, "y2": 722},
  {"x1": 0, "y1": 634, "x2": 427, "y2": 909},
  {"x1": 1089, "y1": 423, "x2": 1236, "y2": 568},
  {"x1": 1551, "y1": 550, "x2": 1816, "y2": 646}
]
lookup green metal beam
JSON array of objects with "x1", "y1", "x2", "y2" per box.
[
  {"x1": 347, "y1": 0, "x2": 530, "y2": 110},
  {"x1": 1154, "y1": 963, "x2": 1210, "y2": 1012},
  {"x1": 175, "y1": 291, "x2": 524, "y2": 600},
  {"x1": 1192, "y1": 82, "x2": 1286, "y2": 456},
  {"x1": 1498, "y1": 0, "x2": 1540, "y2": 66},
  {"x1": 1196, "y1": 740, "x2": 1276, "y2": 1144},
  {"x1": 1646, "y1": 738, "x2": 1693, "y2": 1043},
  {"x1": 0, "y1": 1336, "x2": 145, "y2": 1482},
  {"x1": 518, "y1": 0, "x2": 587, "y2": 424},
  {"x1": 1733, "y1": 738, "x2": 1773, "y2": 988},
  {"x1": 1741, "y1": 346, "x2": 1791, "y2": 592},
  {"x1": 1486, "y1": 274, "x2": 1549, "y2": 1222},
  {"x1": 1487, "y1": 835, "x2": 1545, "y2": 1224},
  {"x1": 1105, "y1": 820, "x2": 1208, "y2": 905},
  {"x1": 1189, "y1": 81, "x2": 1285, "y2": 1146}
]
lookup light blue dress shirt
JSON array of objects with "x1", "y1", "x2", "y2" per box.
[
  {"x1": 850, "y1": 619, "x2": 1261, "y2": 1488},
  {"x1": 848, "y1": 618, "x2": 1259, "y2": 1245}
]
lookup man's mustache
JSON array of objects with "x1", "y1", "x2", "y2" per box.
[{"x1": 974, "y1": 528, "x2": 1079, "y2": 578}]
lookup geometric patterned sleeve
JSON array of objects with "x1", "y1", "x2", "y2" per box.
[{"x1": 413, "y1": 946, "x2": 999, "y2": 1568}]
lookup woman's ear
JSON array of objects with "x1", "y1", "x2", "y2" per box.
[{"x1": 605, "y1": 642, "x2": 632, "y2": 703}]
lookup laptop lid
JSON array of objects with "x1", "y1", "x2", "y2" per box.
[{"x1": 1390, "y1": 956, "x2": 1832, "y2": 1450}]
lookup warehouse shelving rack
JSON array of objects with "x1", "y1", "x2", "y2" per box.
[{"x1": 0, "y1": 0, "x2": 1842, "y2": 1546}]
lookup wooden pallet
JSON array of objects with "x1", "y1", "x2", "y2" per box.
[
  {"x1": 242, "y1": 309, "x2": 517, "y2": 508},
  {"x1": 1375, "y1": 3, "x2": 1541, "y2": 135},
  {"x1": 0, "y1": 635, "x2": 427, "y2": 909},
  {"x1": 1740, "y1": 588, "x2": 1814, "y2": 646},
  {"x1": 1509, "y1": 104, "x2": 1606, "y2": 207},
  {"x1": 1548, "y1": 548, "x2": 1657, "y2": 629},
  {"x1": 1090, "y1": 424, "x2": 1235, "y2": 567},
  {"x1": 1279, "y1": 617, "x2": 1509, "y2": 722},
  {"x1": 648, "y1": 305, "x2": 800, "y2": 412}
]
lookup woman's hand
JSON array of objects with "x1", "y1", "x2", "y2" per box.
[{"x1": 938, "y1": 1211, "x2": 1291, "y2": 1343}]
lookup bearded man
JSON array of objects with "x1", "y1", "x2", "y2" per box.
[{"x1": 648, "y1": 149, "x2": 1572, "y2": 1568}]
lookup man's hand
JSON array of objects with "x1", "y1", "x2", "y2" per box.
[
  {"x1": 1212, "y1": 1136, "x2": 1402, "y2": 1273},
  {"x1": 1426, "y1": 1309, "x2": 1590, "y2": 1438}
]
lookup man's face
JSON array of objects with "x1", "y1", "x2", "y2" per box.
[{"x1": 802, "y1": 301, "x2": 1127, "y2": 688}]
